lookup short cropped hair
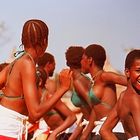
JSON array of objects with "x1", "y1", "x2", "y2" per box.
[
  {"x1": 84, "y1": 44, "x2": 106, "y2": 69},
  {"x1": 125, "y1": 49, "x2": 140, "y2": 69},
  {"x1": 65, "y1": 46, "x2": 84, "y2": 69}
]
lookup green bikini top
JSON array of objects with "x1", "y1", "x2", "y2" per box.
[
  {"x1": 71, "y1": 72, "x2": 112, "y2": 109},
  {"x1": 71, "y1": 89, "x2": 88, "y2": 108},
  {"x1": 88, "y1": 88, "x2": 112, "y2": 109}
]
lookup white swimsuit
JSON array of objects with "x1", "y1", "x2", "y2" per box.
[{"x1": 0, "y1": 105, "x2": 28, "y2": 140}]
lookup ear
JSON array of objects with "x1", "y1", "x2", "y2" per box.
[
  {"x1": 124, "y1": 68, "x2": 130, "y2": 79},
  {"x1": 43, "y1": 38, "x2": 47, "y2": 44},
  {"x1": 88, "y1": 57, "x2": 93, "y2": 66}
]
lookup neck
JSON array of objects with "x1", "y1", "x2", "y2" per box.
[
  {"x1": 72, "y1": 68, "x2": 81, "y2": 79},
  {"x1": 91, "y1": 68, "x2": 103, "y2": 80},
  {"x1": 132, "y1": 84, "x2": 140, "y2": 95},
  {"x1": 25, "y1": 48, "x2": 38, "y2": 64}
]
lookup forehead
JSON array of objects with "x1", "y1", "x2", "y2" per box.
[
  {"x1": 82, "y1": 54, "x2": 88, "y2": 59},
  {"x1": 131, "y1": 59, "x2": 140, "y2": 68}
]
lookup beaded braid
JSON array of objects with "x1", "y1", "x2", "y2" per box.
[{"x1": 22, "y1": 19, "x2": 49, "y2": 47}]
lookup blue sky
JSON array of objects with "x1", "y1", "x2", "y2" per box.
[{"x1": 0, "y1": 0, "x2": 140, "y2": 73}]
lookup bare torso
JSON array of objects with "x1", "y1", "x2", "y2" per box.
[{"x1": 117, "y1": 89, "x2": 138, "y2": 137}]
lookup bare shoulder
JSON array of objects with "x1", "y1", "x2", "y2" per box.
[
  {"x1": 101, "y1": 71, "x2": 120, "y2": 79},
  {"x1": 117, "y1": 90, "x2": 126, "y2": 108},
  {"x1": 20, "y1": 55, "x2": 35, "y2": 70},
  {"x1": 118, "y1": 90, "x2": 126, "y2": 100}
]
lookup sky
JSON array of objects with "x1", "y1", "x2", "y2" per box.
[{"x1": 0, "y1": 0, "x2": 140, "y2": 73}]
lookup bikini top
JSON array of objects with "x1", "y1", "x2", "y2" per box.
[
  {"x1": 71, "y1": 89, "x2": 88, "y2": 108},
  {"x1": 0, "y1": 51, "x2": 35, "y2": 100},
  {"x1": 71, "y1": 72, "x2": 112, "y2": 109}
]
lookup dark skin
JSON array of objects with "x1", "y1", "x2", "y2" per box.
[
  {"x1": 35, "y1": 55, "x2": 76, "y2": 140},
  {"x1": 100, "y1": 59, "x2": 140, "y2": 139},
  {"x1": 0, "y1": 47, "x2": 71, "y2": 122},
  {"x1": 41, "y1": 79, "x2": 77, "y2": 140},
  {"x1": 69, "y1": 54, "x2": 127, "y2": 140}
]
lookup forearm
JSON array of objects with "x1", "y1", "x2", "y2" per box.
[
  {"x1": 81, "y1": 108, "x2": 96, "y2": 139},
  {"x1": 101, "y1": 131, "x2": 118, "y2": 140},
  {"x1": 69, "y1": 123, "x2": 85, "y2": 140},
  {"x1": 81, "y1": 120, "x2": 94, "y2": 139},
  {"x1": 115, "y1": 74, "x2": 127, "y2": 86},
  {"x1": 100, "y1": 105, "x2": 119, "y2": 140},
  {"x1": 69, "y1": 125, "x2": 84, "y2": 140},
  {"x1": 52, "y1": 115, "x2": 76, "y2": 137},
  {"x1": 69, "y1": 115, "x2": 84, "y2": 140},
  {"x1": 29, "y1": 87, "x2": 68, "y2": 122}
]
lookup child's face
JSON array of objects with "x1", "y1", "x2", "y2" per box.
[{"x1": 129, "y1": 59, "x2": 140, "y2": 91}]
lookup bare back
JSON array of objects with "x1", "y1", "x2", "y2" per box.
[{"x1": 0, "y1": 53, "x2": 38, "y2": 115}]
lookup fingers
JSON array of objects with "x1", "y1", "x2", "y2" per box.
[{"x1": 59, "y1": 68, "x2": 72, "y2": 77}]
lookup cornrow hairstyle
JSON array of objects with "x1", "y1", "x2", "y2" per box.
[
  {"x1": 38, "y1": 52, "x2": 55, "y2": 67},
  {"x1": 22, "y1": 19, "x2": 49, "y2": 47},
  {"x1": 65, "y1": 46, "x2": 84, "y2": 69},
  {"x1": 125, "y1": 49, "x2": 140, "y2": 69},
  {"x1": 85, "y1": 44, "x2": 106, "y2": 69}
]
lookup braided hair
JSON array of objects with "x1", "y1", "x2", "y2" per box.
[{"x1": 22, "y1": 19, "x2": 49, "y2": 48}]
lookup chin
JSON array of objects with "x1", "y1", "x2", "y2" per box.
[{"x1": 81, "y1": 69, "x2": 88, "y2": 74}]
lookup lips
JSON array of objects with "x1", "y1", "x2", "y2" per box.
[
  {"x1": 137, "y1": 79, "x2": 140, "y2": 84},
  {"x1": 136, "y1": 80, "x2": 140, "y2": 90}
]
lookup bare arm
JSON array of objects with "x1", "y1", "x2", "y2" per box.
[
  {"x1": 22, "y1": 60, "x2": 71, "y2": 121},
  {"x1": 99, "y1": 104, "x2": 119, "y2": 140},
  {"x1": 80, "y1": 107, "x2": 96, "y2": 140},
  {"x1": 0, "y1": 65, "x2": 10, "y2": 89},
  {"x1": 48, "y1": 100, "x2": 77, "y2": 139},
  {"x1": 69, "y1": 115, "x2": 85, "y2": 140},
  {"x1": 101, "y1": 72, "x2": 127, "y2": 86}
]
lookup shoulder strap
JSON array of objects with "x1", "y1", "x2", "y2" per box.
[
  {"x1": 5, "y1": 51, "x2": 25, "y2": 86},
  {"x1": 5, "y1": 61, "x2": 16, "y2": 87},
  {"x1": 25, "y1": 52, "x2": 35, "y2": 65}
]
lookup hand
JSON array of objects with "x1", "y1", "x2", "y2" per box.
[{"x1": 59, "y1": 68, "x2": 72, "y2": 90}]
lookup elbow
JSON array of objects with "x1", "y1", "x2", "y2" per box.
[{"x1": 28, "y1": 110, "x2": 41, "y2": 122}]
